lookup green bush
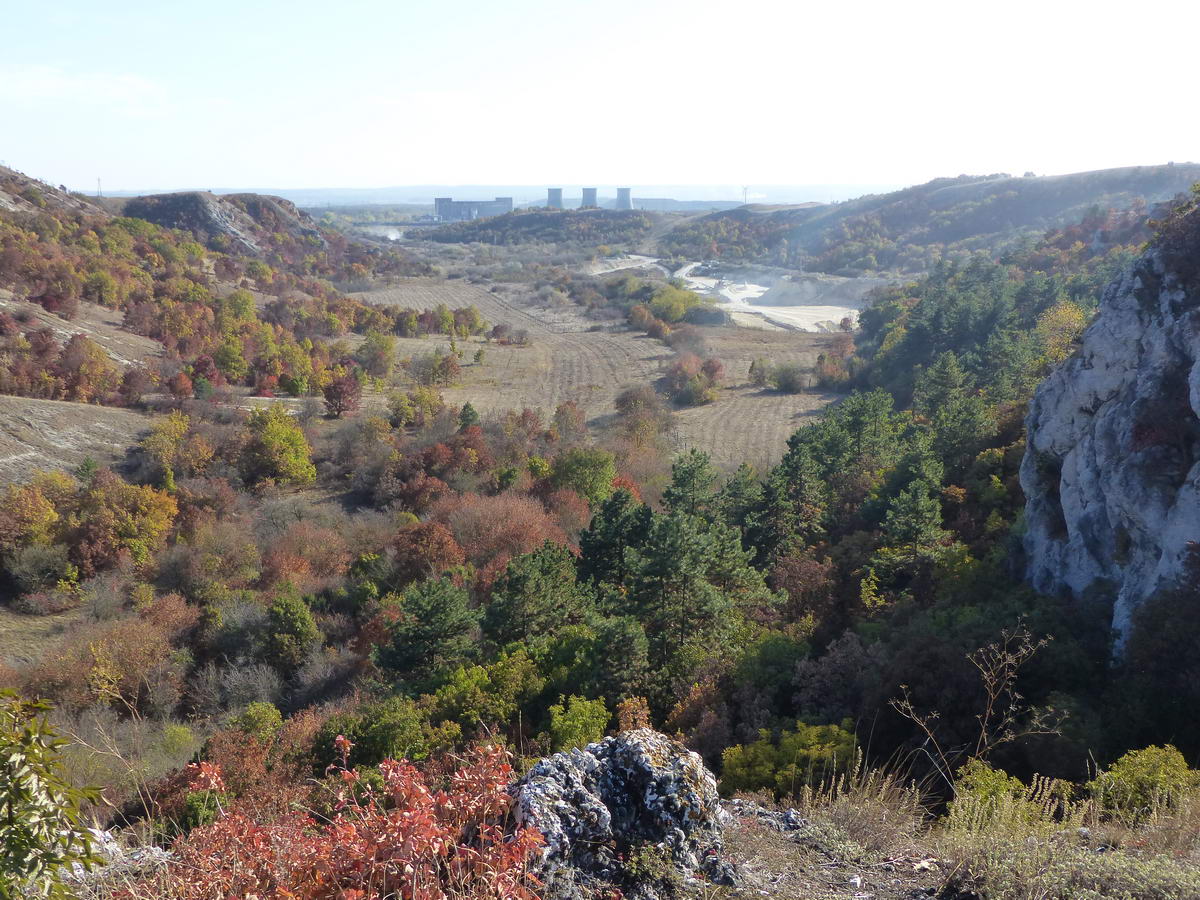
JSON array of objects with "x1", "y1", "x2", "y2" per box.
[
  {"x1": 720, "y1": 720, "x2": 856, "y2": 798},
  {"x1": 231, "y1": 701, "x2": 283, "y2": 743},
  {"x1": 1, "y1": 694, "x2": 98, "y2": 897},
  {"x1": 1088, "y1": 744, "x2": 1200, "y2": 822},
  {"x1": 946, "y1": 758, "x2": 1073, "y2": 832},
  {"x1": 545, "y1": 695, "x2": 609, "y2": 752}
]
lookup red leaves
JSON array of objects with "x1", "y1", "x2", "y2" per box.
[
  {"x1": 140, "y1": 744, "x2": 543, "y2": 900},
  {"x1": 186, "y1": 761, "x2": 227, "y2": 793}
]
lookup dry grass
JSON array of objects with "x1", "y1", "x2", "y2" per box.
[
  {"x1": 934, "y1": 777, "x2": 1200, "y2": 899},
  {"x1": 354, "y1": 279, "x2": 838, "y2": 469},
  {"x1": 0, "y1": 395, "x2": 155, "y2": 484},
  {"x1": 0, "y1": 604, "x2": 87, "y2": 665},
  {"x1": 0, "y1": 292, "x2": 163, "y2": 367}
]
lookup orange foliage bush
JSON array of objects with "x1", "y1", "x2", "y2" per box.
[
  {"x1": 430, "y1": 494, "x2": 565, "y2": 568},
  {"x1": 129, "y1": 743, "x2": 543, "y2": 900},
  {"x1": 262, "y1": 520, "x2": 352, "y2": 592}
]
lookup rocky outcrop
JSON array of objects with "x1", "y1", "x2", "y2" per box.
[
  {"x1": 513, "y1": 728, "x2": 735, "y2": 899},
  {"x1": 120, "y1": 191, "x2": 326, "y2": 257},
  {"x1": 1022, "y1": 201, "x2": 1200, "y2": 643}
]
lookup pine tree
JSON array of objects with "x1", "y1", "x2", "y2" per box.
[
  {"x1": 881, "y1": 479, "x2": 947, "y2": 562},
  {"x1": 484, "y1": 541, "x2": 590, "y2": 646},
  {"x1": 663, "y1": 449, "x2": 719, "y2": 517},
  {"x1": 578, "y1": 488, "x2": 652, "y2": 593},
  {"x1": 458, "y1": 402, "x2": 480, "y2": 431},
  {"x1": 913, "y1": 350, "x2": 968, "y2": 416},
  {"x1": 378, "y1": 578, "x2": 479, "y2": 681}
]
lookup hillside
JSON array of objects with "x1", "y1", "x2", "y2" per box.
[
  {"x1": 659, "y1": 164, "x2": 1200, "y2": 274},
  {"x1": 0, "y1": 167, "x2": 106, "y2": 217},
  {"x1": 0, "y1": 395, "x2": 152, "y2": 483}
]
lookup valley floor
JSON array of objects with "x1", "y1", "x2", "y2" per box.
[{"x1": 354, "y1": 279, "x2": 837, "y2": 470}]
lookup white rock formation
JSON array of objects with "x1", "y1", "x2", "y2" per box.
[
  {"x1": 512, "y1": 728, "x2": 734, "y2": 899},
  {"x1": 1022, "y1": 221, "x2": 1200, "y2": 644}
]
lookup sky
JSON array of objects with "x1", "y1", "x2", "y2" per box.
[{"x1": 2, "y1": 0, "x2": 1197, "y2": 196}]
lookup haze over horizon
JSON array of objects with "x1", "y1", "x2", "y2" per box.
[{"x1": 2, "y1": 0, "x2": 1197, "y2": 194}]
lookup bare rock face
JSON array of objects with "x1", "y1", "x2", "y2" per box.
[
  {"x1": 513, "y1": 728, "x2": 735, "y2": 899},
  {"x1": 1021, "y1": 204, "x2": 1200, "y2": 643}
]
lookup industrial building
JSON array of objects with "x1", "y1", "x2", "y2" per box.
[
  {"x1": 580, "y1": 187, "x2": 598, "y2": 208},
  {"x1": 433, "y1": 196, "x2": 514, "y2": 222},
  {"x1": 547, "y1": 188, "x2": 563, "y2": 209},
  {"x1": 616, "y1": 187, "x2": 632, "y2": 210}
]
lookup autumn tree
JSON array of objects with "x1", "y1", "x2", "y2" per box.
[
  {"x1": 69, "y1": 468, "x2": 178, "y2": 575},
  {"x1": 323, "y1": 372, "x2": 363, "y2": 418},
  {"x1": 240, "y1": 405, "x2": 316, "y2": 486}
]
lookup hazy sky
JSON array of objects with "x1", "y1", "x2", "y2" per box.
[{"x1": 2, "y1": 0, "x2": 1197, "y2": 193}]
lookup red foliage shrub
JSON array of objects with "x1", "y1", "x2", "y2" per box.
[
  {"x1": 379, "y1": 472, "x2": 452, "y2": 514},
  {"x1": 130, "y1": 744, "x2": 542, "y2": 900},
  {"x1": 544, "y1": 488, "x2": 590, "y2": 539},
  {"x1": 168, "y1": 371, "x2": 193, "y2": 400},
  {"x1": 262, "y1": 521, "x2": 352, "y2": 592},
  {"x1": 143, "y1": 592, "x2": 202, "y2": 642},
  {"x1": 429, "y1": 493, "x2": 566, "y2": 568},
  {"x1": 392, "y1": 521, "x2": 467, "y2": 588},
  {"x1": 610, "y1": 474, "x2": 643, "y2": 502},
  {"x1": 768, "y1": 545, "x2": 837, "y2": 623}
]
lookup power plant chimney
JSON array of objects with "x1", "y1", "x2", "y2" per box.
[
  {"x1": 581, "y1": 187, "x2": 597, "y2": 208},
  {"x1": 547, "y1": 188, "x2": 563, "y2": 209},
  {"x1": 616, "y1": 187, "x2": 632, "y2": 210}
]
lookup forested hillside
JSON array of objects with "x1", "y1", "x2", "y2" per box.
[
  {"x1": 659, "y1": 164, "x2": 1200, "y2": 274},
  {"x1": 429, "y1": 208, "x2": 655, "y2": 248}
]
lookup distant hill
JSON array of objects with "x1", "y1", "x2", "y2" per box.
[
  {"x1": 102, "y1": 191, "x2": 327, "y2": 258},
  {"x1": 428, "y1": 208, "x2": 658, "y2": 248},
  {"x1": 658, "y1": 164, "x2": 1200, "y2": 274},
  {"x1": 0, "y1": 166, "x2": 106, "y2": 217}
]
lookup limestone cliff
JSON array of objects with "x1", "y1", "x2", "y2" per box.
[{"x1": 1021, "y1": 197, "x2": 1200, "y2": 642}]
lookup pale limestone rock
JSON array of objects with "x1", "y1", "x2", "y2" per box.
[{"x1": 1022, "y1": 229, "x2": 1200, "y2": 644}]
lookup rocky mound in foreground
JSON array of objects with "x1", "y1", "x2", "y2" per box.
[
  {"x1": 513, "y1": 729, "x2": 944, "y2": 899},
  {"x1": 513, "y1": 728, "x2": 734, "y2": 899},
  {"x1": 1022, "y1": 195, "x2": 1200, "y2": 641}
]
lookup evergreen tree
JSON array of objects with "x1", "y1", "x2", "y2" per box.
[
  {"x1": 627, "y1": 512, "x2": 731, "y2": 668},
  {"x1": 377, "y1": 578, "x2": 479, "y2": 681},
  {"x1": 264, "y1": 584, "x2": 320, "y2": 675},
  {"x1": 578, "y1": 488, "x2": 652, "y2": 592},
  {"x1": 880, "y1": 479, "x2": 947, "y2": 563},
  {"x1": 663, "y1": 449, "x2": 719, "y2": 517},
  {"x1": 932, "y1": 393, "x2": 997, "y2": 476},
  {"x1": 458, "y1": 402, "x2": 480, "y2": 431},
  {"x1": 715, "y1": 462, "x2": 765, "y2": 534},
  {"x1": 484, "y1": 541, "x2": 591, "y2": 646}
]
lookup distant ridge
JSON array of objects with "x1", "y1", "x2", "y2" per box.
[{"x1": 658, "y1": 164, "x2": 1200, "y2": 274}]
